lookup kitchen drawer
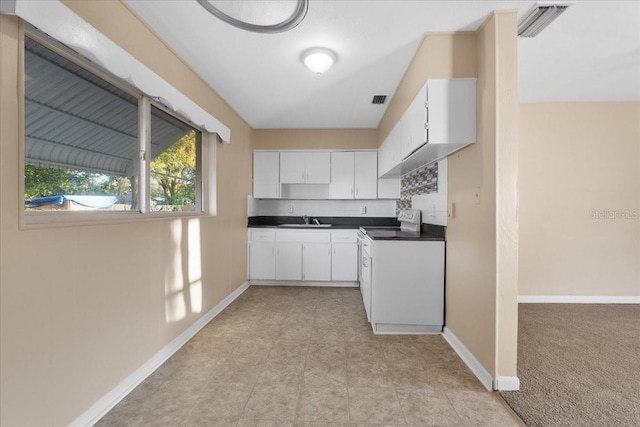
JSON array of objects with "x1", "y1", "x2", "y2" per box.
[
  {"x1": 250, "y1": 230, "x2": 276, "y2": 242},
  {"x1": 331, "y1": 230, "x2": 357, "y2": 243},
  {"x1": 277, "y1": 230, "x2": 331, "y2": 243}
]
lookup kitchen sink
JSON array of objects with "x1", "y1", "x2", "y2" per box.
[{"x1": 278, "y1": 224, "x2": 332, "y2": 228}]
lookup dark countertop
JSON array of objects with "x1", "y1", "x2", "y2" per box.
[
  {"x1": 361, "y1": 228, "x2": 445, "y2": 241},
  {"x1": 248, "y1": 216, "x2": 400, "y2": 230},
  {"x1": 248, "y1": 216, "x2": 446, "y2": 240}
]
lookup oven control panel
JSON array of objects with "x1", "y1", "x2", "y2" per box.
[{"x1": 397, "y1": 209, "x2": 421, "y2": 225}]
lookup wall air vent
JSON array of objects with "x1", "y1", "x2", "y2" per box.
[
  {"x1": 518, "y1": 3, "x2": 571, "y2": 38},
  {"x1": 372, "y1": 95, "x2": 387, "y2": 105}
]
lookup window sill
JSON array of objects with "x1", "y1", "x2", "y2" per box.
[{"x1": 21, "y1": 210, "x2": 215, "y2": 230}]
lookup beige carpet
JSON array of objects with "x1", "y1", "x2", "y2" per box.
[{"x1": 501, "y1": 303, "x2": 640, "y2": 427}]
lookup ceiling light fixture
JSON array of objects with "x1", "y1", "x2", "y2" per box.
[
  {"x1": 197, "y1": 0, "x2": 308, "y2": 34},
  {"x1": 518, "y1": 3, "x2": 571, "y2": 37},
  {"x1": 301, "y1": 47, "x2": 337, "y2": 75}
]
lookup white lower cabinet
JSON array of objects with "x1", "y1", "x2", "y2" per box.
[
  {"x1": 249, "y1": 228, "x2": 359, "y2": 284},
  {"x1": 369, "y1": 240, "x2": 445, "y2": 334},
  {"x1": 331, "y1": 244, "x2": 358, "y2": 281},
  {"x1": 276, "y1": 243, "x2": 302, "y2": 280},
  {"x1": 249, "y1": 242, "x2": 276, "y2": 280},
  {"x1": 303, "y1": 243, "x2": 332, "y2": 281}
]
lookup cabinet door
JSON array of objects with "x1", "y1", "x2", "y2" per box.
[
  {"x1": 378, "y1": 122, "x2": 402, "y2": 177},
  {"x1": 405, "y1": 85, "x2": 427, "y2": 156},
  {"x1": 331, "y1": 243, "x2": 358, "y2": 281},
  {"x1": 249, "y1": 242, "x2": 276, "y2": 280},
  {"x1": 303, "y1": 243, "x2": 332, "y2": 281},
  {"x1": 276, "y1": 243, "x2": 302, "y2": 280},
  {"x1": 305, "y1": 152, "x2": 331, "y2": 184},
  {"x1": 253, "y1": 151, "x2": 280, "y2": 198},
  {"x1": 329, "y1": 152, "x2": 354, "y2": 199},
  {"x1": 354, "y1": 152, "x2": 377, "y2": 199},
  {"x1": 280, "y1": 152, "x2": 306, "y2": 183},
  {"x1": 426, "y1": 79, "x2": 476, "y2": 145}
]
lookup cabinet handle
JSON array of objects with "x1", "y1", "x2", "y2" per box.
[
  {"x1": 356, "y1": 188, "x2": 359, "y2": 196},
  {"x1": 351, "y1": 188, "x2": 354, "y2": 196},
  {"x1": 328, "y1": 248, "x2": 331, "y2": 256}
]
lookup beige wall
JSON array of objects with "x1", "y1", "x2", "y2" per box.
[
  {"x1": 377, "y1": 32, "x2": 477, "y2": 146},
  {"x1": 0, "y1": 1, "x2": 252, "y2": 424},
  {"x1": 252, "y1": 128, "x2": 378, "y2": 150},
  {"x1": 446, "y1": 11, "x2": 519, "y2": 382},
  {"x1": 519, "y1": 102, "x2": 640, "y2": 297}
]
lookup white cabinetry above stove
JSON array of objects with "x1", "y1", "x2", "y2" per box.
[{"x1": 379, "y1": 78, "x2": 476, "y2": 178}]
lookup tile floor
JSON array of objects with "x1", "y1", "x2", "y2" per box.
[{"x1": 97, "y1": 286, "x2": 523, "y2": 426}]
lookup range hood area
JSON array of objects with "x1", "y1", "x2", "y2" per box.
[
  {"x1": 378, "y1": 78, "x2": 476, "y2": 179},
  {"x1": 380, "y1": 140, "x2": 473, "y2": 179}
]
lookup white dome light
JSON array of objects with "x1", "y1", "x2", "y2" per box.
[{"x1": 302, "y1": 47, "x2": 337, "y2": 75}]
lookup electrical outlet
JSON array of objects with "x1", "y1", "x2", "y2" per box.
[
  {"x1": 359, "y1": 206, "x2": 366, "y2": 214},
  {"x1": 474, "y1": 189, "x2": 481, "y2": 205},
  {"x1": 287, "y1": 204, "x2": 294, "y2": 213}
]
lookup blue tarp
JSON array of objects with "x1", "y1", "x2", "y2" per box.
[{"x1": 25, "y1": 195, "x2": 118, "y2": 209}]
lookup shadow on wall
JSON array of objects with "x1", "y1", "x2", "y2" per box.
[{"x1": 164, "y1": 218, "x2": 204, "y2": 323}]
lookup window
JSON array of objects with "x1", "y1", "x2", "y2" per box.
[
  {"x1": 22, "y1": 33, "x2": 209, "y2": 222},
  {"x1": 150, "y1": 106, "x2": 202, "y2": 212}
]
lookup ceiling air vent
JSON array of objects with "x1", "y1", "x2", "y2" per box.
[
  {"x1": 372, "y1": 95, "x2": 387, "y2": 105},
  {"x1": 518, "y1": 3, "x2": 571, "y2": 38}
]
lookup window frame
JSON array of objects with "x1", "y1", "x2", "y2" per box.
[{"x1": 20, "y1": 26, "x2": 217, "y2": 229}]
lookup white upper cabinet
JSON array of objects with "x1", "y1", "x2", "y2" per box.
[
  {"x1": 281, "y1": 151, "x2": 330, "y2": 184},
  {"x1": 305, "y1": 152, "x2": 331, "y2": 183},
  {"x1": 329, "y1": 152, "x2": 355, "y2": 199},
  {"x1": 279, "y1": 151, "x2": 306, "y2": 183},
  {"x1": 378, "y1": 118, "x2": 403, "y2": 178},
  {"x1": 330, "y1": 151, "x2": 377, "y2": 199},
  {"x1": 378, "y1": 78, "x2": 476, "y2": 178},
  {"x1": 426, "y1": 78, "x2": 476, "y2": 145},
  {"x1": 354, "y1": 151, "x2": 377, "y2": 199},
  {"x1": 401, "y1": 87, "x2": 428, "y2": 159},
  {"x1": 253, "y1": 151, "x2": 280, "y2": 198},
  {"x1": 255, "y1": 150, "x2": 381, "y2": 199}
]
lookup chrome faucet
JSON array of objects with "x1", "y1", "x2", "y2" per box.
[
  {"x1": 313, "y1": 218, "x2": 321, "y2": 225},
  {"x1": 302, "y1": 215, "x2": 310, "y2": 224}
]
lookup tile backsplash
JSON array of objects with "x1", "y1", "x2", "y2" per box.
[
  {"x1": 249, "y1": 197, "x2": 396, "y2": 218},
  {"x1": 397, "y1": 162, "x2": 439, "y2": 212}
]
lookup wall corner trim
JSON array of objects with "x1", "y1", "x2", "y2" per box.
[
  {"x1": 442, "y1": 327, "x2": 493, "y2": 391},
  {"x1": 518, "y1": 295, "x2": 640, "y2": 304},
  {"x1": 69, "y1": 281, "x2": 251, "y2": 427},
  {"x1": 496, "y1": 376, "x2": 520, "y2": 391}
]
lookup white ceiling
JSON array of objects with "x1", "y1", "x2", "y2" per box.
[{"x1": 124, "y1": 0, "x2": 640, "y2": 129}]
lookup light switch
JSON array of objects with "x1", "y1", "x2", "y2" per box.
[
  {"x1": 447, "y1": 203, "x2": 455, "y2": 218},
  {"x1": 474, "y1": 189, "x2": 481, "y2": 205},
  {"x1": 287, "y1": 204, "x2": 294, "y2": 213}
]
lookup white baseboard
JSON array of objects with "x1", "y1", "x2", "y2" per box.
[
  {"x1": 250, "y1": 280, "x2": 359, "y2": 288},
  {"x1": 496, "y1": 376, "x2": 520, "y2": 391},
  {"x1": 442, "y1": 327, "x2": 493, "y2": 392},
  {"x1": 71, "y1": 281, "x2": 250, "y2": 427},
  {"x1": 518, "y1": 295, "x2": 640, "y2": 304}
]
